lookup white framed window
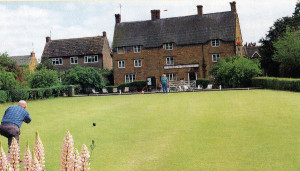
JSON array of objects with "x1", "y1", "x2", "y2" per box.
[
  {"x1": 166, "y1": 57, "x2": 174, "y2": 65},
  {"x1": 165, "y1": 73, "x2": 177, "y2": 81},
  {"x1": 212, "y1": 54, "x2": 220, "y2": 62},
  {"x1": 117, "y1": 47, "x2": 125, "y2": 54},
  {"x1": 84, "y1": 55, "x2": 98, "y2": 63},
  {"x1": 133, "y1": 46, "x2": 141, "y2": 53},
  {"x1": 52, "y1": 58, "x2": 63, "y2": 65},
  {"x1": 164, "y1": 43, "x2": 173, "y2": 50},
  {"x1": 134, "y1": 59, "x2": 142, "y2": 67},
  {"x1": 211, "y1": 39, "x2": 220, "y2": 47},
  {"x1": 70, "y1": 57, "x2": 78, "y2": 64},
  {"x1": 125, "y1": 74, "x2": 136, "y2": 83},
  {"x1": 118, "y1": 60, "x2": 125, "y2": 68}
]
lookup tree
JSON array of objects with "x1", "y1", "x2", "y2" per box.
[
  {"x1": 0, "y1": 71, "x2": 17, "y2": 90},
  {"x1": 0, "y1": 53, "x2": 23, "y2": 81},
  {"x1": 259, "y1": 1, "x2": 300, "y2": 77},
  {"x1": 209, "y1": 56, "x2": 262, "y2": 88},
  {"x1": 36, "y1": 57, "x2": 56, "y2": 71},
  {"x1": 273, "y1": 27, "x2": 300, "y2": 77},
  {"x1": 29, "y1": 68, "x2": 59, "y2": 88},
  {"x1": 63, "y1": 65, "x2": 105, "y2": 91}
]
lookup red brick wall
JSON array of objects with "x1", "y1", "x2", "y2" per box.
[{"x1": 113, "y1": 40, "x2": 235, "y2": 86}]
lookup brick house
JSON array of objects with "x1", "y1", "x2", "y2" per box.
[
  {"x1": 112, "y1": 1, "x2": 243, "y2": 86},
  {"x1": 8, "y1": 51, "x2": 38, "y2": 72},
  {"x1": 41, "y1": 32, "x2": 112, "y2": 71}
]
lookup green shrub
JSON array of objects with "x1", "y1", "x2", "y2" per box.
[
  {"x1": 209, "y1": 56, "x2": 262, "y2": 88},
  {"x1": 9, "y1": 89, "x2": 29, "y2": 102},
  {"x1": 0, "y1": 71, "x2": 18, "y2": 90},
  {"x1": 252, "y1": 77, "x2": 300, "y2": 92},
  {"x1": 196, "y1": 79, "x2": 211, "y2": 89},
  {"x1": 63, "y1": 66, "x2": 105, "y2": 92},
  {"x1": 0, "y1": 90, "x2": 9, "y2": 103},
  {"x1": 29, "y1": 68, "x2": 59, "y2": 88}
]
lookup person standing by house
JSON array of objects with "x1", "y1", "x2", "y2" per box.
[
  {"x1": 161, "y1": 74, "x2": 169, "y2": 94},
  {"x1": 0, "y1": 100, "x2": 32, "y2": 148}
]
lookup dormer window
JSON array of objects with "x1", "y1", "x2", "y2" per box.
[
  {"x1": 211, "y1": 39, "x2": 220, "y2": 47},
  {"x1": 117, "y1": 47, "x2": 125, "y2": 54},
  {"x1": 133, "y1": 46, "x2": 141, "y2": 53},
  {"x1": 164, "y1": 43, "x2": 173, "y2": 50}
]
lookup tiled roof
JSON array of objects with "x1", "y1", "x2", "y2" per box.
[
  {"x1": 113, "y1": 11, "x2": 236, "y2": 48},
  {"x1": 8, "y1": 55, "x2": 32, "y2": 66},
  {"x1": 42, "y1": 36, "x2": 105, "y2": 58},
  {"x1": 245, "y1": 46, "x2": 261, "y2": 58}
]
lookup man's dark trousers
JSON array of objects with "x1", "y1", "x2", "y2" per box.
[{"x1": 0, "y1": 123, "x2": 20, "y2": 148}]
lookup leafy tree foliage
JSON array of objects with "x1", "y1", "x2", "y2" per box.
[
  {"x1": 36, "y1": 57, "x2": 56, "y2": 71},
  {"x1": 259, "y1": 1, "x2": 300, "y2": 76},
  {"x1": 29, "y1": 68, "x2": 59, "y2": 88},
  {"x1": 0, "y1": 71, "x2": 18, "y2": 90},
  {"x1": 63, "y1": 65, "x2": 105, "y2": 91},
  {"x1": 0, "y1": 53, "x2": 23, "y2": 81},
  {"x1": 209, "y1": 56, "x2": 262, "y2": 88},
  {"x1": 273, "y1": 27, "x2": 300, "y2": 77}
]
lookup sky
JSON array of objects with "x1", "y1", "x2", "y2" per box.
[{"x1": 0, "y1": 0, "x2": 298, "y2": 61}]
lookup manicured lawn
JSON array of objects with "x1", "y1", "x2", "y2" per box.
[{"x1": 0, "y1": 90, "x2": 299, "y2": 170}]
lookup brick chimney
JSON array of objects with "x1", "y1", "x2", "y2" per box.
[
  {"x1": 46, "y1": 36, "x2": 51, "y2": 43},
  {"x1": 230, "y1": 1, "x2": 236, "y2": 13},
  {"x1": 103, "y1": 31, "x2": 106, "y2": 37},
  {"x1": 115, "y1": 14, "x2": 121, "y2": 23},
  {"x1": 151, "y1": 10, "x2": 160, "y2": 21},
  {"x1": 31, "y1": 51, "x2": 35, "y2": 58},
  {"x1": 197, "y1": 5, "x2": 203, "y2": 16}
]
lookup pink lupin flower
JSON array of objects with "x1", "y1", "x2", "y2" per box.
[
  {"x1": 33, "y1": 131, "x2": 45, "y2": 170},
  {"x1": 60, "y1": 130, "x2": 74, "y2": 171},
  {"x1": 8, "y1": 138, "x2": 19, "y2": 171},
  {"x1": 30, "y1": 151, "x2": 42, "y2": 171},
  {"x1": 22, "y1": 141, "x2": 32, "y2": 171},
  {"x1": 0, "y1": 141, "x2": 8, "y2": 170},
  {"x1": 79, "y1": 144, "x2": 90, "y2": 171},
  {"x1": 73, "y1": 148, "x2": 81, "y2": 171}
]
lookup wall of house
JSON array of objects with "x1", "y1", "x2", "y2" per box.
[
  {"x1": 102, "y1": 37, "x2": 113, "y2": 70},
  {"x1": 113, "y1": 40, "x2": 235, "y2": 86},
  {"x1": 235, "y1": 14, "x2": 243, "y2": 56},
  {"x1": 29, "y1": 57, "x2": 38, "y2": 72},
  {"x1": 50, "y1": 55, "x2": 103, "y2": 71}
]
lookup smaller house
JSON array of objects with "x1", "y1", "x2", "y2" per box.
[
  {"x1": 41, "y1": 32, "x2": 112, "y2": 71},
  {"x1": 8, "y1": 51, "x2": 38, "y2": 72},
  {"x1": 244, "y1": 42, "x2": 261, "y2": 59}
]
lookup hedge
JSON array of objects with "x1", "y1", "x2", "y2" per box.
[
  {"x1": 252, "y1": 77, "x2": 300, "y2": 92},
  {"x1": 0, "y1": 85, "x2": 69, "y2": 103},
  {"x1": 196, "y1": 79, "x2": 211, "y2": 89},
  {"x1": 118, "y1": 81, "x2": 147, "y2": 92}
]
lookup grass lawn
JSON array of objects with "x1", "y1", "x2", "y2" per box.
[{"x1": 0, "y1": 90, "x2": 299, "y2": 170}]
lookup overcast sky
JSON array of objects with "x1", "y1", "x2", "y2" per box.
[{"x1": 0, "y1": 0, "x2": 298, "y2": 60}]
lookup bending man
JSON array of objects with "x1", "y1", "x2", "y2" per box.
[{"x1": 0, "y1": 100, "x2": 32, "y2": 148}]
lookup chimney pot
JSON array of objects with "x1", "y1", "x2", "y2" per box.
[
  {"x1": 103, "y1": 31, "x2": 106, "y2": 37},
  {"x1": 115, "y1": 14, "x2": 121, "y2": 23},
  {"x1": 197, "y1": 5, "x2": 203, "y2": 16},
  {"x1": 31, "y1": 51, "x2": 35, "y2": 58},
  {"x1": 151, "y1": 10, "x2": 160, "y2": 21},
  {"x1": 230, "y1": 1, "x2": 237, "y2": 13},
  {"x1": 46, "y1": 36, "x2": 51, "y2": 43}
]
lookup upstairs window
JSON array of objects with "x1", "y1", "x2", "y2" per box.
[
  {"x1": 134, "y1": 59, "x2": 142, "y2": 67},
  {"x1": 117, "y1": 47, "x2": 125, "y2": 54},
  {"x1": 133, "y1": 46, "x2": 141, "y2": 53},
  {"x1": 166, "y1": 57, "x2": 174, "y2": 65},
  {"x1": 212, "y1": 54, "x2": 220, "y2": 62},
  {"x1": 125, "y1": 74, "x2": 136, "y2": 83},
  {"x1": 118, "y1": 60, "x2": 125, "y2": 68},
  {"x1": 211, "y1": 39, "x2": 220, "y2": 47},
  {"x1": 70, "y1": 57, "x2": 78, "y2": 64},
  {"x1": 164, "y1": 43, "x2": 173, "y2": 50},
  {"x1": 84, "y1": 55, "x2": 98, "y2": 63},
  {"x1": 52, "y1": 58, "x2": 63, "y2": 65}
]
